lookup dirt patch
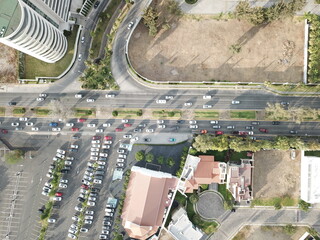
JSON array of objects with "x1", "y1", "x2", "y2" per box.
[
  {"x1": 159, "y1": 228, "x2": 175, "y2": 240},
  {"x1": 253, "y1": 150, "x2": 301, "y2": 199},
  {"x1": 129, "y1": 16, "x2": 304, "y2": 83},
  {"x1": 233, "y1": 225, "x2": 309, "y2": 240},
  {"x1": 0, "y1": 43, "x2": 18, "y2": 83}
]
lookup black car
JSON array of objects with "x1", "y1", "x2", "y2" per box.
[
  {"x1": 64, "y1": 166, "x2": 71, "y2": 170},
  {"x1": 69, "y1": 148, "x2": 78, "y2": 152},
  {"x1": 103, "y1": 216, "x2": 112, "y2": 221},
  {"x1": 72, "y1": 135, "x2": 80, "y2": 140},
  {"x1": 77, "y1": 197, "x2": 85, "y2": 203},
  {"x1": 91, "y1": 188, "x2": 100, "y2": 193},
  {"x1": 52, "y1": 204, "x2": 60, "y2": 209},
  {"x1": 144, "y1": 138, "x2": 151, "y2": 142},
  {"x1": 93, "y1": 1, "x2": 100, "y2": 8},
  {"x1": 232, "y1": 131, "x2": 239, "y2": 134},
  {"x1": 60, "y1": 169, "x2": 69, "y2": 174},
  {"x1": 176, "y1": 120, "x2": 184, "y2": 124},
  {"x1": 8, "y1": 102, "x2": 17, "y2": 106},
  {"x1": 102, "y1": 225, "x2": 111, "y2": 230},
  {"x1": 272, "y1": 121, "x2": 280, "y2": 125}
]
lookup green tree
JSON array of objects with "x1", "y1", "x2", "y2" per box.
[
  {"x1": 298, "y1": 199, "x2": 311, "y2": 212},
  {"x1": 189, "y1": 194, "x2": 199, "y2": 204},
  {"x1": 157, "y1": 155, "x2": 165, "y2": 164},
  {"x1": 167, "y1": 157, "x2": 175, "y2": 167},
  {"x1": 5, "y1": 150, "x2": 24, "y2": 164},
  {"x1": 146, "y1": 153, "x2": 154, "y2": 163},
  {"x1": 166, "y1": 0, "x2": 182, "y2": 15},
  {"x1": 284, "y1": 224, "x2": 297, "y2": 235},
  {"x1": 135, "y1": 151, "x2": 145, "y2": 161},
  {"x1": 112, "y1": 110, "x2": 118, "y2": 117},
  {"x1": 142, "y1": 7, "x2": 158, "y2": 37},
  {"x1": 136, "y1": 109, "x2": 143, "y2": 116}
]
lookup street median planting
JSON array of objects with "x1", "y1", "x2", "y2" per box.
[
  {"x1": 194, "y1": 111, "x2": 219, "y2": 119},
  {"x1": 12, "y1": 107, "x2": 26, "y2": 115},
  {"x1": 230, "y1": 110, "x2": 256, "y2": 119},
  {"x1": 34, "y1": 108, "x2": 51, "y2": 116},
  {"x1": 153, "y1": 110, "x2": 181, "y2": 118},
  {"x1": 113, "y1": 109, "x2": 143, "y2": 117},
  {"x1": 74, "y1": 108, "x2": 95, "y2": 117},
  {"x1": 0, "y1": 107, "x2": 5, "y2": 116}
]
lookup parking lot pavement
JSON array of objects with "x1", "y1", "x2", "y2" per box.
[{"x1": 0, "y1": 170, "x2": 29, "y2": 240}]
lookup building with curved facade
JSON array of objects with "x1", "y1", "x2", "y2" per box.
[{"x1": 0, "y1": 0, "x2": 71, "y2": 63}]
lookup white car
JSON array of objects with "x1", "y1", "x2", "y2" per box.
[
  {"x1": 84, "y1": 219, "x2": 93, "y2": 224},
  {"x1": 68, "y1": 233, "x2": 77, "y2": 239},
  {"x1": 210, "y1": 120, "x2": 219, "y2": 124},
  {"x1": 117, "y1": 163, "x2": 124, "y2": 167},
  {"x1": 203, "y1": 95, "x2": 212, "y2": 99},
  {"x1": 39, "y1": 93, "x2": 47, "y2": 97},
  {"x1": 56, "y1": 153, "x2": 64, "y2": 158},
  {"x1": 99, "y1": 234, "x2": 108, "y2": 239},
  {"x1": 85, "y1": 210, "x2": 94, "y2": 215},
  {"x1": 97, "y1": 165, "x2": 105, "y2": 170},
  {"x1": 72, "y1": 215, "x2": 79, "y2": 221},
  {"x1": 190, "y1": 125, "x2": 198, "y2": 129},
  {"x1": 97, "y1": 161, "x2": 106, "y2": 165},
  {"x1": 212, "y1": 125, "x2": 221, "y2": 129},
  {"x1": 57, "y1": 149, "x2": 66, "y2": 154},
  {"x1": 189, "y1": 120, "x2": 197, "y2": 124},
  {"x1": 11, "y1": 122, "x2": 19, "y2": 126},
  {"x1": 85, "y1": 215, "x2": 94, "y2": 220},
  {"x1": 127, "y1": 21, "x2": 134, "y2": 29},
  {"x1": 60, "y1": 179, "x2": 68, "y2": 183},
  {"x1": 227, "y1": 125, "x2": 235, "y2": 129},
  {"x1": 31, "y1": 127, "x2": 39, "y2": 131},
  {"x1": 75, "y1": 205, "x2": 84, "y2": 212},
  {"x1": 203, "y1": 105, "x2": 213, "y2": 109},
  {"x1": 96, "y1": 128, "x2": 104, "y2": 133},
  {"x1": 90, "y1": 156, "x2": 98, "y2": 161},
  {"x1": 88, "y1": 196, "x2": 96, "y2": 202},
  {"x1": 53, "y1": 196, "x2": 62, "y2": 201},
  {"x1": 105, "y1": 212, "x2": 114, "y2": 217},
  {"x1": 59, "y1": 183, "x2": 68, "y2": 188},
  {"x1": 91, "y1": 144, "x2": 101, "y2": 148},
  {"x1": 184, "y1": 102, "x2": 192, "y2": 106},
  {"x1": 19, "y1": 117, "x2": 28, "y2": 121},
  {"x1": 123, "y1": 134, "x2": 132, "y2": 139},
  {"x1": 87, "y1": 201, "x2": 96, "y2": 207},
  {"x1": 102, "y1": 145, "x2": 110, "y2": 149},
  {"x1": 66, "y1": 156, "x2": 74, "y2": 160},
  {"x1": 87, "y1": 162, "x2": 95, "y2": 167},
  {"x1": 121, "y1": 119, "x2": 129, "y2": 123},
  {"x1": 52, "y1": 128, "x2": 61, "y2": 132},
  {"x1": 105, "y1": 94, "x2": 115, "y2": 98},
  {"x1": 47, "y1": 218, "x2": 56, "y2": 223},
  {"x1": 156, "y1": 99, "x2": 166, "y2": 104},
  {"x1": 117, "y1": 158, "x2": 125, "y2": 163},
  {"x1": 68, "y1": 228, "x2": 77, "y2": 234},
  {"x1": 157, "y1": 120, "x2": 164, "y2": 124},
  {"x1": 91, "y1": 152, "x2": 99, "y2": 156},
  {"x1": 80, "y1": 189, "x2": 89, "y2": 194},
  {"x1": 165, "y1": 95, "x2": 174, "y2": 99},
  {"x1": 146, "y1": 129, "x2": 154, "y2": 133},
  {"x1": 26, "y1": 122, "x2": 34, "y2": 126},
  {"x1": 92, "y1": 140, "x2": 100, "y2": 144},
  {"x1": 82, "y1": 179, "x2": 91, "y2": 185},
  {"x1": 75, "y1": 94, "x2": 83, "y2": 98},
  {"x1": 86, "y1": 98, "x2": 95, "y2": 102},
  {"x1": 93, "y1": 179, "x2": 102, "y2": 184},
  {"x1": 65, "y1": 161, "x2": 72, "y2": 165},
  {"x1": 70, "y1": 144, "x2": 79, "y2": 149},
  {"x1": 36, "y1": 97, "x2": 45, "y2": 102},
  {"x1": 158, "y1": 125, "x2": 166, "y2": 128},
  {"x1": 80, "y1": 228, "x2": 89, "y2": 233},
  {"x1": 102, "y1": 123, "x2": 111, "y2": 127},
  {"x1": 87, "y1": 123, "x2": 96, "y2": 128},
  {"x1": 104, "y1": 140, "x2": 112, "y2": 144},
  {"x1": 119, "y1": 154, "x2": 127, "y2": 159},
  {"x1": 99, "y1": 153, "x2": 108, "y2": 157},
  {"x1": 66, "y1": 123, "x2": 74, "y2": 127},
  {"x1": 91, "y1": 148, "x2": 99, "y2": 152},
  {"x1": 117, "y1": 149, "x2": 125, "y2": 153},
  {"x1": 232, "y1": 100, "x2": 240, "y2": 104}
]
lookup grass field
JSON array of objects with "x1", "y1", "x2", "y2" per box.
[
  {"x1": 194, "y1": 111, "x2": 219, "y2": 119},
  {"x1": 152, "y1": 110, "x2": 181, "y2": 118},
  {"x1": 34, "y1": 108, "x2": 51, "y2": 116},
  {"x1": 305, "y1": 151, "x2": 320, "y2": 157},
  {"x1": 230, "y1": 111, "x2": 256, "y2": 119},
  {"x1": 12, "y1": 107, "x2": 26, "y2": 115},
  {"x1": 251, "y1": 196, "x2": 298, "y2": 207},
  {"x1": 24, "y1": 25, "x2": 78, "y2": 79}
]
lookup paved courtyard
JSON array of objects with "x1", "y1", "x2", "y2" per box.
[{"x1": 196, "y1": 191, "x2": 226, "y2": 220}]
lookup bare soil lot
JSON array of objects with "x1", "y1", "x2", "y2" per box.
[
  {"x1": 0, "y1": 43, "x2": 18, "y2": 83},
  {"x1": 253, "y1": 150, "x2": 301, "y2": 199},
  {"x1": 129, "y1": 18, "x2": 304, "y2": 83},
  {"x1": 233, "y1": 225, "x2": 308, "y2": 240}
]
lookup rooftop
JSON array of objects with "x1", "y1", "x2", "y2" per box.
[
  {"x1": 301, "y1": 156, "x2": 320, "y2": 204},
  {"x1": 0, "y1": 0, "x2": 21, "y2": 37}
]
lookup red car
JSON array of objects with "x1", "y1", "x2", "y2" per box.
[
  {"x1": 215, "y1": 131, "x2": 224, "y2": 135},
  {"x1": 200, "y1": 130, "x2": 208, "y2": 134},
  {"x1": 104, "y1": 136, "x2": 112, "y2": 140},
  {"x1": 124, "y1": 123, "x2": 132, "y2": 127},
  {"x1": 55, "y1": 192, "x2": 63, "y2": 197},
  {"x1": 81, "y1": 184, "x2": 89, "y2": 190},
  {"x1": 259, "y1": 128, "x2": 268, "y2": 133},
  {"x1": 115, "y1": 128, "x2": 123, "y2": 132},
  {"x1": 71, "y1": 127, "x2": 79, "y2": 132},
  {"x1": 1, "y1": 129, "x2": 8, "y2": 134},
  {"x1": 92, "y1": 136, "x2": 101, "y2": 140},
  {"x1": 77, "y1": 118, "x2": 86, "y2": 123}
]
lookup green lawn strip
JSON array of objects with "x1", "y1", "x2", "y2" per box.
[
  {"x1": 152, "y1": 110, "x2": 181, "y2": 118},
  {"x1": 267, "y1": 84, "x2": 320, "y2": 93},
  {"x1": 251, "y1": 197, "x2": 297, "y2": 207},
  {"x1": 305, "y1": 151, "x2": 320, "y2": 157},
  {"x1": 115, "y1": 109, "x2": 143, "y2": 117},
  {"x1": 230, "y1": 151, "x2": 248, "y2": 164},
  {"x1": 194, "y1": 111, "x2": 219, "y2": 119},
  {"x1": 230, "y1": 110, "x2": 256, "y2": 119},
  {"x1": 0, "y1": 107, "x2": 5, "y2": 116},
  {"x1": 218, "y1": 184, "x2": 234, "y2": 203},
  {"x1": 74, "y1": 108, "x2": 96, "y2": 117},
  {"x1": 12, "y1": 107, "x2": 26, "y2": 115},
  {"x1": 90, "y1": 0, "x2": 122, "y2": 58},
  {"x1": 24, "y1": 25, "x2": 78, "y2": 79},
  {"x1": 193, "y1": 150, "x2": 227, "y2": 162},
  {"x1": 34, "y1": 108, "x2": 51, "y2": 116}
]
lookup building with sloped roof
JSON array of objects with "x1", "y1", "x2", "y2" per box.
[{"x1": 121, "y1": 166, "x2": 178, "y2": 239}]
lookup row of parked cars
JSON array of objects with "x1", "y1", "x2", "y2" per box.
[{"x1": 68, "y1": 134, "x2": 114, "y2": 239}]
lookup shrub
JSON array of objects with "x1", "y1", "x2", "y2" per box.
[
  {"x1": 146, "y1": 153, "x2": 154, "y2": 163},
  {"x1": 5, "y1": 150, "x2": 25, "y2": 164},
  {"x1": 284, "y1": 224, "x2": 297, "y2": 235},
  {"x1": 135, "y1": 151, "x2": 145, "y2": 161},
  {"x1": 112, "y1": 110, "x2": 118, "y2": 117},
  {"x1": 136, "y1": 109, "x2": 143, "y2": 116},
  {"x1": 167, "y1": 157, "x2": 175, "y2": 167},
  {"x1": 189, "y1": 194, "x2": 199, "y2": 204},
  {"x1": 298, "y1": 199, "x2": 311, "y2": 211},
  {"x1": 185, "y1": 0, "x2": 198, "y2": 4},
  {"x1": 157, "y1": 155, "x2": 164, "y2": 164}
]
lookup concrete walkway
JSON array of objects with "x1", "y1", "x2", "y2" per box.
[{"x1": 210, "y1": 208, "x2": 320, "y2": 240}]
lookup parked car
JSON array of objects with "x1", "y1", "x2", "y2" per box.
[
  {"x1": 272, "y1": 121, "x2": 280, "y2": 125},
  {"x1": 231, "y1": 100, "x2": 240, "y2": 104}
]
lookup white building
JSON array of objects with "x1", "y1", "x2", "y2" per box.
[
  {"x1": 301, "y1": 155, "x2": 320, "y2": 204},
  {"x1": 0, "y1": 0, "x2": 72, "y2": 63}
]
